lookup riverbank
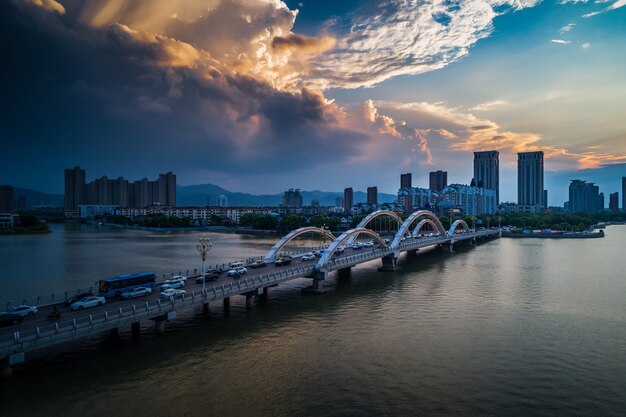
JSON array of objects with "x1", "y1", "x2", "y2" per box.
[
  {"x1": 502, "y1": 230, "x2": 604, "y2": 239},
  {"x1": 93, "y1": 221, "x2": 278, "y2": 236}
]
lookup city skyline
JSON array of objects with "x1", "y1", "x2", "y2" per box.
[{"x1": 1, "y1": 1, "x2": 625, "y2": 205}]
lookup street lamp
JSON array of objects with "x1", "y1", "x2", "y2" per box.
[{"x1": 196, "y1": 235, "x2": 212, "y2": 291}]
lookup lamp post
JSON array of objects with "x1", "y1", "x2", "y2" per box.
[{"x1": 196, "y1": 235, "x2": 212, "y2": 291}]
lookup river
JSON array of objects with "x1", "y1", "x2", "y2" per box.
[{"x1": 1, "y1": 223, "x2": 625, "y2": 416}]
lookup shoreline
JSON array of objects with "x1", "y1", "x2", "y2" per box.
[{"x1": 90, "y1": 221, "x2": 279, "y2": 236}]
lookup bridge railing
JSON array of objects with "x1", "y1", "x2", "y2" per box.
[{"x1": 0, "y1": 264, "x2": 317, "y2": 355}]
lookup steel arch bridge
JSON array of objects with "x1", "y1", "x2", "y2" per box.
[
  {"x1": 391, "y1": 210, "x2": 447, "y2": 249},
  {"x1": 317, "y1": 228, "x2": 388, "y2": 268},
  {"x1": 346, "y1": 210, "x2": 402, "y2": 244},
  {"x1": 411, "y1": 219, "x2": 442, "y2": 238},
  {"x1": 265, "y1": 227, "x2": 336, "y2": 261},
  {"x1": 447, "y1": 219, "x2": 471, "y2": 237}
]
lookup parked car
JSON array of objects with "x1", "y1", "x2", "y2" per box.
[
  {"x1": 301, "y1": 254, "x2": 315, "y2": 261},
  {"x1": 70, "y1": 296, "x2": 106, "y2": 311},
  {"x1": 0, "y1": 312, "x2": 23, "y2": 327},
  {"x1": 161, "y1": 279, "x2": 185, "y2": 291},
  {"x1": 121, "y1": 287, "x2": 152, "y2": 300},
  {"x1": 9, "y1": 305, "x2": 38, "y2": 317},
  {"x1": 195, "y1": 272, "x2": 219, "y2": 284},
  {"x1": 159, "y1": 289, "x2": 186, "y2": 299},
  {"x1": 64, "y1": 292, "x2": 95, "y2": 307},
  {"x1": 227, "y1": 267, "x2": 247, "y2": 276},
  {"x1": 274, "y1": 256, "x2": 292, "y2": 266},
  {"x1": 250, "y1": 260, "x2": 267, "y2": 268}
]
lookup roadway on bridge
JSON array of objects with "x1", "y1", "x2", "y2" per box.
[{"x1": 1, "y1": 241, "x2": 399, "y2": 336}]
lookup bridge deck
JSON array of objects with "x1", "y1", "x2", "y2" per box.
[{"x1": 0, "y1": 229, "x2": 498, "y2": 360}]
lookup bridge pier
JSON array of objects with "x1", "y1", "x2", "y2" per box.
[
  {"x1": 154, "y1": 318, "x2": 166, "y2": 335},
  {"x1": 302, "y1": 271, "x2": 333, "y2": 294},
  {"x1": 259, "y1": 287, "x2": 269, "y2": 302},
  {"x1": 378, "y1": 254, "x2": 397, "y2": 271},
  {"x1": 245, "y1": 292, "x2": 256, "y2": 310},
  {"x1": 440, "y1": 241, "x2": 454, "y2": 253},
  {"x1": 223, "y1": 297, "x2": 231, "y2": 313},
  {"x1": 203, "y1": 302, "x2": 210, "y2": 315},
  {"x1": 131, "y1": 321, "x2": 141, "y2": 338},
  {"x1": 0, "y1": 358, "x2": 12, "y2": 379}
]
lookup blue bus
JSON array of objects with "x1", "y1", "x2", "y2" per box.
[{"x1": 98, "y1": 272, "x2": 156, "y2": 298}]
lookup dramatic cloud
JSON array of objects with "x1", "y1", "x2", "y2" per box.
[
  {"x1": 305, "y1": 0, "x2": 542, "y2": 88},
  {"x1": 376, "y1": 101, "x2": 626, "y2": 170}
]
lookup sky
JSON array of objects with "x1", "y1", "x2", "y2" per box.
[{"x1": 1, "y1": 0, "x2": 625, "y2": 205}]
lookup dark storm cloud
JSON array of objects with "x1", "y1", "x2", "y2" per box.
[{"x1": 0, "y1": 1, "x2": 370, "y2": 190}]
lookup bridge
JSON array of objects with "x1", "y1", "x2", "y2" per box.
[{"x1": 0, "y1": 210, "x2": 498, "y2": 376}]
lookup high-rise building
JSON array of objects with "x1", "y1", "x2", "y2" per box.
[
  {"x1": 441, "y1": 184, "x2": 497, "y2": 216},
  {"x1": 473, "y1": 151, "x2": 499, "y2": 204},
  {"x1": 111, "y1": 177, "x2": 129, "y2": 207},
  {"x1": 622, "y1": 177, "x2": 626, "y2": 211},
  {"x1": 311, "y1": 199, "x2": 320, "y2": 207},
  {"x1": 64, "y1": 166, "x2": 85, "y2": 212},
  {"x1": 429, "y1": 170, "x2": 447, "y2": 192},
  {"x1": 367, "y1": 186, "x2": 378, "y2": 205},
  {"x1": 543, "y1": 189, "x2": 548, "y2": 209},
  {"x1": 0, "y1": 185, "x2": 14, "y2": 213},
  {"x1": 343, "y1": 187, "x2": 353, "y2": 213},
  {"x1": 609, "y1": 192, "x2": 619, "y2": 213},
  {"x1": 400, "y1": 173, "x2": 412, "y2": 189},
  {"x1": 282, "y1": 189, "x2": 303, "y2": 207},
  {"x1": 517, "y1": 151, "x2": 544, "y2": 211},
  {"x1": 568, "y1": 180, "x2": 602, "y2": 212},
  {"x1": 159, "y1": 172, "x2": 176, "y2": 206}
]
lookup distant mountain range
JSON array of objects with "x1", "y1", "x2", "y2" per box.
[
  {"x1": 13, "y1": 187, "x2": 64, "y2": 208},
  {"x1": 176, "y1": 183, "x2": 397, "y2": 207},
  {"x1": 10, "y1": 184, "x2": 396, "y2": 209}
]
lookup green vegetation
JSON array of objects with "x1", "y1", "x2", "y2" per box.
[
  {"x1": 0, "y1": 214, "x2": 50, "y2": 234},
  {"x1": 475, "y1": 212, "x2": 626, "y2": 232},
  {"x1": 240, "y1": 213, "x2": 278, "y2": 230}
]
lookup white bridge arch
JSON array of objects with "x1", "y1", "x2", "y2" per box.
[
  {"x1": 265, "y1": 227, "x2": 336, "y2": 261},
  {"x1": 317, "y1": 228, "x2": 387, "y2": 268},
  {"x1": 391, "y1": 210, "x2": 446, "y2": 249},
  {"x1": 447, "y1": 219, "x2": 471, "y2": 237},
  {"x1": 411, "y1": 219, "x2": 441, "y2": 237},
  {"x1": 347, "y1": 210, "x2": 402, "y2": 245}
]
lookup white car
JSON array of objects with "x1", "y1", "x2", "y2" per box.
[
  {"x1": 10, "y1": 305, "x2": 38, "y2": 317},
  {"x1": 301, "y1": 254, "x2": 315, "y2": 261},
  {"x1": 70, "y1": 296, "x2": 105, "y2": 311},
  {"x1": 227, "y1": 267, "x2": 247, "y2": 277},
  {"x1": 363, "y1": 241, "x2": 374, "y2": 247},
  {"x1": 161, "y1": 279, "x2": 185, "y2": 291},
  {"x1": 352, "y1": 243, "x2": 363, "y2": 250},
  {"x1": 121, "y1": 287, "x2": 153, "y2": 300},
  {"x1": 159, "y1": 289, "x2": 186, "y2": 299},
  {"x1": 171, "y1": 275, "x2": 188, "y2": 282},
  {"x1": 336, "y1": 246, "x2": 345, "y2": 254}
]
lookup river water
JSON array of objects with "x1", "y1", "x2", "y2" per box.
[{"x1": 1, "y1": 223, "x2": 625, "y2": 416}]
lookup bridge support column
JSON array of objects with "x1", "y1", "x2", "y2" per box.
[
  {"x1": 203, "y1": 303, "x2": 210, "y2": 315},
  {"x1": 223, "y1": 297, "x2": 231, "y2": 313},
  {"x1": 302, "y1": 271, "x2": 332, "y2": 294},
  {"x1": 0, "y1": 358, "x2": 12, "y2": 379},
  {"x1": 131, "y1": 321, "x2": 141, "y2": 338},
  {"x1": 471, "y1": 237, "x2": 477, "y2": 245},
  {"x1": 259, "y1": 287, "x2": 269, "y2": 302},
  {"x1": 378, "y1": 254, "x2": 397, "y2": 271},
  {"x1": 154, "y1": 318, "x2": 165, "y2": 335},
  {"x1": 245, "y1": 292, "x2": 256, "y2": 310},
  {"x1": 440, "y1": 241, "x2": 454, "y2": 253}
]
